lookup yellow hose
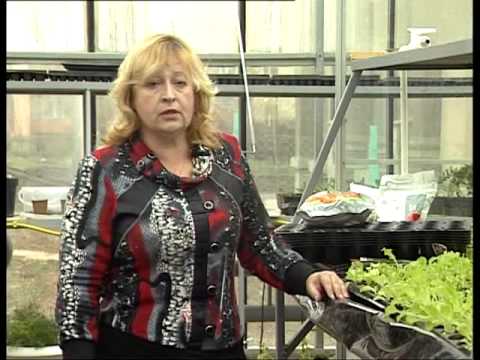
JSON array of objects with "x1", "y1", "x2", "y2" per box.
[
  {"x1": 6, "y1": 219, "x2": 61, "y2": 236},
  {"x1": 6, "y1": 215, "x2": 287, "y2": 236},
  {"x1": 272, "y1": 217, "x2": 291, "y2": 227}
]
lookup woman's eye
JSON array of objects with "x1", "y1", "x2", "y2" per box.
[
  {"x1": 175, "y1": 80, "x2": 187, "y2": 86},
  {"x1": 147, "y1": 81, "x2": 160, "y2": 87}
]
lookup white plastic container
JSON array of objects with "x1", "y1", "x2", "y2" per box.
[{"x1": 17, "y1": 186, "x2": 69, "y2": 214}]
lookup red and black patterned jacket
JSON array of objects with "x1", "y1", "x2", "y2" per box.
[{"x1": 55, "y1": 132, "x2": 325, "y2": 357}]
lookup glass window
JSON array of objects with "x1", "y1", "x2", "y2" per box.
[
  {"x1": 246, "y1": 97, "x2": 336, "y2": 215},
  {"x1": 395, "y1": 0, "x2": 472, "y2": 48},
  {"x1": 95, "y1": 95, "x2": 240, "y2": 147},
  {"x1": 394, "y1": 97, "x2": 472, "y2": 177},
  {"x1": 342, "y1": 95, "x2": 472, "y2": 187},
  {"x1": 212, "y1": 97, "x2": 240, "y2": 136},
  {"x1": 6, "y1": 1, "x2": 86, "y2": 52},
  {"x1": 345, "y1": 0, "x2": 389, "y2": 52},
  {"x1": 95, "y1": 1, "x2": 239, "y2": 53},
  {"x1": 326, "y1": 0, "x2": 390, "y2": 54},
  {"x1": 7, "y1": 95, "x2": 84, "y2": 214},
  {"x1": 344, "y1": 98, "x2": 390, "y2": 187},
  {"x1": 95, "y1": 94, "x2": 117, "y2": 147},
  {"x1": 246, "y1": 0, "x2": 316, "y2": 54}
]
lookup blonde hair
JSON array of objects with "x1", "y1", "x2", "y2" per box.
[{"x1": 103, "y1": 34, "x2": 221, "y2": 149}]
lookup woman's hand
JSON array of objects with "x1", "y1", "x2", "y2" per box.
[{"x1": 306, "y1": 271, "x2": 349, "y2": 301}]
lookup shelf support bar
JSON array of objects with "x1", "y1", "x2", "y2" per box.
[
  {"x1": 293, "y1": 70, "x2": 362, "y2": 224},
  {"x1": 284, "y1": 319, "x2": 316, "y2": 357},
  {"x1": 400, "y1": 70, "x2": 409, "y2": 174}
]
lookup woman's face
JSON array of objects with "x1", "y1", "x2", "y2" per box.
[{"x1": 132, "y1": 60, "x2": 195, "y2": 141}]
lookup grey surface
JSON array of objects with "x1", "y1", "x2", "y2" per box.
[{"x1": 351, "y1": 39, "x2": 472, "y2": 71}]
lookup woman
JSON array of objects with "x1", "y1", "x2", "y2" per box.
[{"x1": 55, "y1": 34, "x2": 348, "y2": 360}]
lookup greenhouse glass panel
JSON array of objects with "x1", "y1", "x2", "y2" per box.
[
  {"x1": 345, "y1": 0, "x2": 389, "y2": 53},
  {"x1": 323, "y1": 0, "x2": 336, "y2": 54},
  {"x1": 344, "y1": 98, "x2": 390, "y2": 187},
  {"x1": 6, "y1": 1, "x2": 86, "y2": 52},
  {"x1": 395, "y1": 0, "x2": 472, "y2": 48},
  {"x1": 343, "y1": 95, "x2": 472, "y2": 188},
  {"x1": 246, "y1": 0, "x2": 316, "y2": 54},
  {"x1": 246, "y1": 97, "x2": 336, "y2": 215},
  {"x1": 7, "y1": 94, "x2": 84, "y2": 213},
  {"x1": 95, "y1": 95, "x2": 240, "y2": 148},
  {"x1": 393, "y1": 97, "x2": 472, "y2": 179},
  {"x1": 95, "y1": 1, "x2": 239, "y2": 53},
  {"x1": 393, "y1": 0, "x2": 472, "y2": 82},
  {"x1": 95, "y1": 95, "x2": 117, "y2": 148}
]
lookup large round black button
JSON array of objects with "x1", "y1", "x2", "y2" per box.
[
  {"x1": 205, "y1": 325, "x2": 215, "y2": 337},
  {"x1": 203, "y1": 200, "x2": 214, "y2": 210},
  {"x1": 210, "y1": 242, "x2": 221, "y2": 252},
  {"x1": 207, "y1": 285, "x2": 217, "y2": 296}
]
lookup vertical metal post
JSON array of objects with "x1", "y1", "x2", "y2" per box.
[
  {"x1": 86, "y1": 1, "x2": 95, "y2": 52},
  {"x1": 400, "y1": 71, "x2": 409, "y2": 174},
  {"x1": 237, "y1": 0, "x2": 248, "y2": 346},
  {"x1": 294, "y1": 103, "x2": 303, "y2": 192},
  {"x1": 275, "y1": 289, "x2": 286, "y2": 360},
  {"x1": 313, "y1": 0, "x2": 326, "y2": 168},
  {"x1": 336, "y1": 340, "x2": 347, "y2": 359},
  {"x1": 84, "y1": 90, "x2": 92, "y2": 156},
  {"x1": 334, "y1": 0, "x2": 347, "y2": 190},
  {"x1": 313, "y1": 0, "x2": 325, "y2": 158},
  {"x1": 238, "y1": 263, "x2": 246, "y2": 340},
  {"x1": 90, "y1": 91, "x2": 97, "y2": 150},
  {"x1": 386, "y1": 0, "x2": 396, "y2": 175},
  {"x1": 314, "y1": 0, "x2": 325, "y2": 351},
  {"x1": 85, "y1": 2, "x2": 95, "y2": 156},
  {"x1": 238, "y1": 0, "x2": 247, "y2": 152}
]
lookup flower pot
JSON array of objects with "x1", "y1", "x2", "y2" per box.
[
  {"x1": 7, "y1": 345, "x2": 62, "y2": 360},
  {"x1": 276, "y1": 193, "x2": 302, "y2": 216},
  {"x1": 32, "y1": 200, "x2": 48, "y2": 215}
]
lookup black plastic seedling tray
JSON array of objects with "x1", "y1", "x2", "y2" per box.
[
  {"x1": 300, "y1": 297, "x2": 472, "y2": 359},
  {"x1": 275, "y1": 220, "x2": 471, "y2": 264}
]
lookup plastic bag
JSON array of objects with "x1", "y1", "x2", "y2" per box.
[
  {"x1": 350, "y1": 171, "x2": 437, "y2": 222},
  {"x1": 297, "y1": 191, "x2": 375, "y2": 227}
]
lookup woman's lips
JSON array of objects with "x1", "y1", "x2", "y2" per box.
[{"x1": 160, "y1": 109, "x2": 180, "y2": 115}]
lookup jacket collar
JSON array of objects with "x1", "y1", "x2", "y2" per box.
[{"x1": 124, "y1": 133, "x2": 213, "y2": 188}]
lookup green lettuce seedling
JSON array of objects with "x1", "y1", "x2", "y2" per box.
[{"x1": 346, "y1": 249, "x2": 472, "y2": 351}]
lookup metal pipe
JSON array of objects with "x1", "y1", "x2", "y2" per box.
[{"x1": 400, "y1": 71, "x2": 409, "y2": 174}]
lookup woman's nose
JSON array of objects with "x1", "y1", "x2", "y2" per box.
[{"x1": 161, "y1": 82, "x2": 175, "y2": 102}]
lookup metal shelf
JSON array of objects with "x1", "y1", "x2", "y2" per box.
[
  {"x1": 351, "y1": 39, "x2": 472, "y2": 71},
  {"x1": 294, "y1": 39, "x2": 473, "y2": 222}
]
